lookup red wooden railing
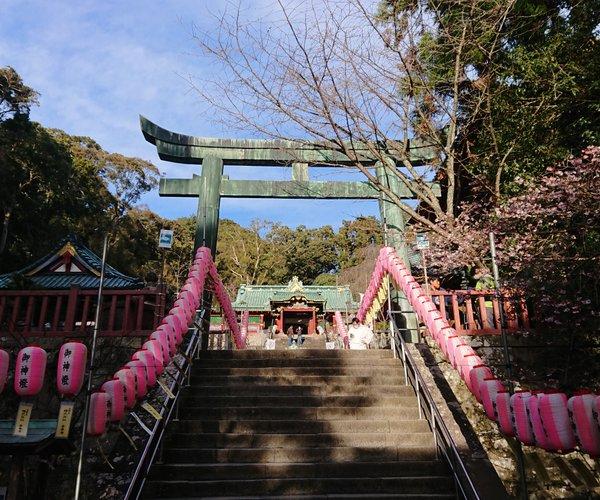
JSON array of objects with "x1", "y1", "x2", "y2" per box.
[
  {"x1": 0, "y1": 286, "x2": 164, "y2": 338},
  {"x1": 430, "y1": 290, "x2": 531, "y2": 335}
]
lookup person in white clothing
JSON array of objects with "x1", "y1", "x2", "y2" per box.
[{"x1": 347, "y1": 317, "x2": 374, "y2": 350}]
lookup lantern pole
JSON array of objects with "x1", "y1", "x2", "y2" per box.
[
  {"x1": 489, "y1": 232, "x2": 527, "y2": 499},
  {"x1": 74, "y1": 233, "x2": 109, "y2": 500}
]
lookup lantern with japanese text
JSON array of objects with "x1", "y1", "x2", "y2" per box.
[
  {"x1": 87, "y1": 392, "x2": 108, "y2": 436},
  {"x1": 101, "y1": 379, "x2": 125, "y2": 422},
  {"x1": 132, "y1": 350, "x2": 157, "y2": 387},
  {"x1": 56, "y1": 342, "x2": 87, "y2": 397},
  {"x1": 14, "y1": 346, "x2": 47, "y2": 396},
  {"x1": 126, "y1": 360, "x2": 148, "y2": 399},
  {"x1": 114, "y1": 368, "x2": 136, "y2": 410}
]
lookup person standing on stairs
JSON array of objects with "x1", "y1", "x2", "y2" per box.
[
  {"x1": 287, "y1": 324, "x2": 304, "y2": 347},
  {"x1": 348, "y1": 317, "x2": 374, "y2": 349}
]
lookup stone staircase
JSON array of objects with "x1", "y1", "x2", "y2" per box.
[{"x1": 142, "y1": 349, "x2": 455, "y2": 499}]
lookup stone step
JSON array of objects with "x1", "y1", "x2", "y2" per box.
[
  {"x1": 150, "y1": 460, "x2": 449, "y2": 481},
  {"x1": 191, "y1": 367, "x2": 397, "y2": 377},
  {"x1": 144, "y1": 475, "x2": 453, "y2": 498},
  {"x1": 189, "y1": 384, "x2": 411, "y2": 397},
  {"x1": 162, "y1": 444, "x2": 437, "y2": 464},
  {"x1": 142, "y1": 350, "x2": 454, "y2": 499},
  {"x1": 166, "y1": 432, "x2": 434, "y2": 449},
  {"x1": 182, "y1": 395, "x2": 417, "y2": 408},
  {"x1": 176, "y1": 406, "x2": 420, "y2": 421},
  {"x1": 190, "y1": 375, "x2": 405, "y2": 386},
  {"x1": 196, "y1": 350, "x2": 393, "y2": 360},
  {"x1": 170, "y1": 419, "x2": 423, "y2": 435},
  {"x1": 145, "y1": 495, "x2": 454, "y2": 500},
  {"x1": 195, "y1": 358, "x2": 399, "y2": 368}
]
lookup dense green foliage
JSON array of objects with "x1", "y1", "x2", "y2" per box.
[
  {"x1": 380, "y1": 0, "x2": 600, "y2": 201},
  {"x1": 0, "y1": 67, "x2": 159, "y2": 272}
]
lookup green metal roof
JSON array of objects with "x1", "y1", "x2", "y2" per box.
[
  {"x1": 232, "y1": 277, "x2": 358, "y2": 312},
  {"x1": 0, "y1": 235, "x2": 143, "y2": 290}
]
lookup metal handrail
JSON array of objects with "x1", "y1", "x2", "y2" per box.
[
  {"x1": 124, "y1": 310, "x2": 206, "y2": 500},
  {"x1": 389, "y1": 317, "x2": 480, "y2": 500}
]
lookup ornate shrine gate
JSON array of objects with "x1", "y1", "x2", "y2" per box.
[{"x1": 140, "y1": 116, "x2": 438, "y2": 342}]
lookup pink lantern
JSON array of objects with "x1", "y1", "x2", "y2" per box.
[
  {"x1": 87, "y1": 392, "x2": 108, "y2": 436},
  {"x1": 143, "y1": 340, "x2": 165, "y2": 375},
  {"x1": 528, "y1": 394, "x2": 548, "y2": 449},
  {"x1": 14, "y1": 346, "x2": 47, "y2": 396},
  {"x1": 150, "y1": 330, "x2": 171, "y2": 363},
  {"x1": 101, "y1": 379, "x2": 125, "y2": 422},
  {"x1": 512, "y1": 391, "x2": 535, "y2": 445},
  {"x1": 452, "y1": 345, "x2": 477, "y2": 371},
  {"x1": 480, "y1": 378, "x2": 505, "y2": 420},
  {"x1": 469, "y1": 365, "x2": 494, "y2": 403},
  {"x1": 161, "y1": 316, "x2": 184, "y2": 342},
  {"x1": 157, "y1": 323, "x2": 179, "y2": 353},
  {"x1": 182, "y1": 280, "x2": 200, "y2": 301},
  {"x1": 132, "y1": 350, "x2": 157, "y2": 387},
  {"x1": 495, "y1": 391, "x2": 515, "y2": 437},
  {"x1": 538, "y1": 393, "x2": 575, "y2": 453},
  {"x1": 568, "y1": 394, "x2": 600, "y2": 457},
  {"x1": 459, "y1": 354, "x2": 484, "y2": 389},
  {"x1": 114, "y1": 368, "x2": 136, "y2": 409},
  {"x1": 56, "y1": 342, "x2": 87, "y2": 397},
  {"x1": 126, "y1": 360, "x2": 148, "y2": 399},
  {"x1": 173, "y1": 299, "x2": 192, "y2": 321},
  {"x1": 0, "y1": 349, "x2": 9, "y2": 394}
]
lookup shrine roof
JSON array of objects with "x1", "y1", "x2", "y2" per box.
[
  {"x1": 0, "y1": 235, "x2": 143, "y2": 290},
  {"x1": 232, "y1": 277, "x2": 358, "y2": 312}
]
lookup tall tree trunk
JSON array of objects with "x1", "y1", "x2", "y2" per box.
[{"x1": 0, "y1": 207, "x2": 13, "y2": 255}]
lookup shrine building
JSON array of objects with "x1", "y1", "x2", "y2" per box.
[
  {"x1": 0, "y1": 235, "x2": 163, "y2": 338},
  {"x1": 231, "y1": 277, "x2": 358, "y2": 335}
]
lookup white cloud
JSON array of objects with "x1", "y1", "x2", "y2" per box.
[{"x1": 1, "y1": 0, "x2": 382, "y2": 228}]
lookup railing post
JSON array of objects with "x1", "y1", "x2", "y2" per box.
[{"x1": 415, "y1": 376, "x2": 423, "y2": 419}]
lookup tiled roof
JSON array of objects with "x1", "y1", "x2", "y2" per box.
[
  {"x1": 0, "y1": 235, "x2": 143, "y2": 290},
  {"x1": 232, "y1": 277, "x2": 358, "y2": 312}
]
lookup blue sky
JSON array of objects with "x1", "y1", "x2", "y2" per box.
[{"x1": 1, "y1": 0, "x2": 380, "y2": 229}]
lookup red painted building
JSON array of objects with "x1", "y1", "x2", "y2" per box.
[{"x1": 0, "y1": 235, "x2": 163, "y2": 338}]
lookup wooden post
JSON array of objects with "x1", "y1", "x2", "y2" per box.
[
  {"x1": 38, "y1": 296, "x2": 48, "y2": 331},
  {"x1": 7, "y1": 455, "x2": 24, "y2": 500},
  {"x1": 23, "y1": 296, "x2": 34, "y2": 333},
  {"x1": 9, "y1": 296, "x2": 20, "y2": 333},
  {"x1": 64, "y1": 285, "x2": 80, "y2": 333}
]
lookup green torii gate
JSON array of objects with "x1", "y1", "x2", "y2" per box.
[{"x1": 140, "y1": 116, "x2": 439, "y2": 341}]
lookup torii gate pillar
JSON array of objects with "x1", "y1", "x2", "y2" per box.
[
  {"x1": 195, "y1": 156, "x2": 224, "y2": 256},
  {"x1": 377, "y1": 162, "x2": 420, "y2": 343}
]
